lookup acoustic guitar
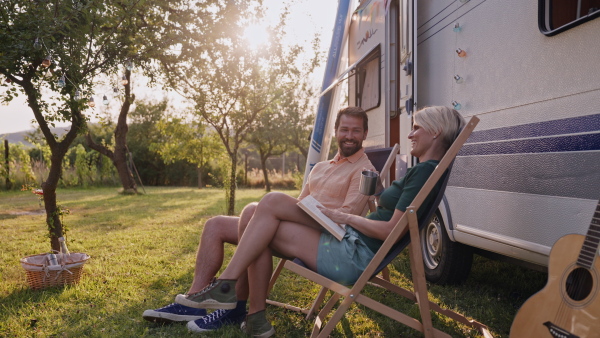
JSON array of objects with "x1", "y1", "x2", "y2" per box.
[{"x1": 510, "y1": 201, "x2": 600, "y2": 338}]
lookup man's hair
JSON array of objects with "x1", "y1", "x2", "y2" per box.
[
  {"x1": 414, "y1": 106, "x2": 466, "y2": 151},
  {"x1": 334, "y1": 106, "x2": 368, "y2": 131}
]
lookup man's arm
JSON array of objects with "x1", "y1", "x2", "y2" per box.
[{"x1": 335, "y1": 161, "x2": 375, "y2": 215}]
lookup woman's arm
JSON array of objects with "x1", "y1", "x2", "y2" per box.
[{"x1": 319, "y1": 206, "x2": 406, "y2": 241}]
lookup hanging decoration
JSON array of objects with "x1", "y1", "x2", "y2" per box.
[
  {"x1": 57, "y1": 74, "x2": 66, "y2": 88},
  {"x1": 452, "y1": 100, "x2": 462, "y2": 110},
  {"x1": 102, "y1": 95, "x2": 109, "y2": 105},
  {"x1": 453, "y1": 23, "x2": 462, "y2": 33},
  {"x1": 121, "y1": 75, "x2": 128, "y2": 86},
  {"x1": 41, "y1": 55, "x2": 52, "y2": 67},
  {"x1": 454, "y1": 75, "x2": 464, "y2": 84},
  {"x1": 34, "y1": 38, "x2": 42, "y2": 50},
  {"x1": 455, "y1": 48, "x2": 467, "y2": 57},
  {"x1": 88, "y1": 97, "x2": 95, "y2": 107}
]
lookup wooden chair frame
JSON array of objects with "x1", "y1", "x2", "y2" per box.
[
  {"x1": 266, "y1": 143, "x2": 401, "y2": 315},
  {"x1": 272, "y1": 116, "x2": 491, "y2": 337}
]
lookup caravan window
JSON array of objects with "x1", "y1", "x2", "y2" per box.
[
  {"x1": 539, "y1": 0, "x2": 600, "y2": 36},
  {"x1": 354, "y1": 46, "x2": 381, "y2": 111}
]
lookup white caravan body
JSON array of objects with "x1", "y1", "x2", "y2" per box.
[{"x1": 310, "y1": 0, "x2": 600, "y2": 281}]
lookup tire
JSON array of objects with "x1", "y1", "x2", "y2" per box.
[{"x1": 420, "y1": 210, "x2": 473, "y2": 285}]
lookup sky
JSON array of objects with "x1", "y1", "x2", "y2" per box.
[{"x1": 0, "y1": 0, "x2": 338, "y2": 135}]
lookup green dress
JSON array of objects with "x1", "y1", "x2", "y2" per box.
[{"x1": 316, "y1": 160, "x2": 444, "y2": 285}]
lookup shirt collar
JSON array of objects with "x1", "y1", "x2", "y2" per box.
[{"x1": 330, "y1": 148, "x2": 365, "y2": 164}]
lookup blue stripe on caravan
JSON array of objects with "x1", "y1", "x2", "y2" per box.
[
  {"x1": 311, "y1": 139, "x2": 322, "y2": 152},
  {"x1": 467, "y1": 114, "x2": 600, "y2": 143},
  {"x1": 460, "y1": 133, "x2": 600, "y2": 156}
]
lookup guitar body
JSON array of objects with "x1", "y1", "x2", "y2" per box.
[{"x1": 510, "y1": 234, "x2": 600, "y2": 338}]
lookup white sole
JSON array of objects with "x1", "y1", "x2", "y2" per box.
[
  {"x1": 175, "y1": 294, "x2": 236, "y2": 310},
  {"x1": 142, "y1": 309, "x2": 204, "y2": 323}
]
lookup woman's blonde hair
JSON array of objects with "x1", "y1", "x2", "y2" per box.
[{"x1": 414, "y1": 106, "x2": 466, "y2": 151}]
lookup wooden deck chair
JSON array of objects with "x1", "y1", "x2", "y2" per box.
[
  {"x1": 278, "y1": 116, "x2": 492, "y2": 337},
  {"x1": 265, "y1": 144, "x2": 400, "y2": 317}
]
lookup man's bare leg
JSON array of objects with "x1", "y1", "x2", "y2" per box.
[{"x1": 187, "y1": 202, "x2": 257, "y2": 300}]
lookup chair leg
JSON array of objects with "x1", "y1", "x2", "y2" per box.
[
  {"x1": 311, "y1": 293, "x2": 342, "y2": 338},
  {"x1": 306, "y1": 286, "x2": 329, "y2": 320},
  {"x1": 380, "y1": 266, "x2": 390, "y2": 281},
  {"x1": 406, "y1": 207, "x2": 435, "y2": 338},
  {"x1": 267, "y1": 258, "x2": 286, "y2": 294}
]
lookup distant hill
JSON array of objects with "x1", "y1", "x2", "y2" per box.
[{"x1": 0, "y1": 127, "x2": 70, "y2": 147}]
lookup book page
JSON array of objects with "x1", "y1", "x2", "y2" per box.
[{"x1": 297, "y1": 195, "x2": 346, "y2": 241}]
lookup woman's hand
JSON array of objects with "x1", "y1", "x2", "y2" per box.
[{"x1": 318, "y1": 206, "x2": 351, "y2": 226}]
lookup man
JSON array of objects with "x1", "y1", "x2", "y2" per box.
[{"x1": 142, "y1": 106, "x2": 374, "y2": 333}]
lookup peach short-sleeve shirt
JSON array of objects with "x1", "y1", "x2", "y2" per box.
[{"x1": 298, "y1": 148, "x2": 375, "y2": 216}]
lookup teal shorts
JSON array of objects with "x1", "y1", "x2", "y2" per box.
[{"x1": 316, "y1": 226, "x2": 376, "y2": 286}]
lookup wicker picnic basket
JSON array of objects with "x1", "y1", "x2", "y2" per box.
[{"x1": 20, "y1": 252, "x2": 90, "y2": 289}]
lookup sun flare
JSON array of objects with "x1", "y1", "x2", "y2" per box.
[{"x1": 243, "y1": 22, "x2": 270, "y2": 49}]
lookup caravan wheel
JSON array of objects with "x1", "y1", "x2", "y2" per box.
[{"x1": 420, "y1": 211, "x2": 473, "y2": 285}]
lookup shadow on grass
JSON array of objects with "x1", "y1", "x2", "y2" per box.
[{"x1": 0, "y1": 213, "x2": 19, "y2": 220}]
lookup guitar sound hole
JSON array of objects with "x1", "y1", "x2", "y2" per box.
[{"x1": 565, "y1": 267, "x2": 593, "y2": 301}]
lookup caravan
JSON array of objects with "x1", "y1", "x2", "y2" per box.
[{"x1": 306, "y1": 0, "x2": 600, "y2": 284}]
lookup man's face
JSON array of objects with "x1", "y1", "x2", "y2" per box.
[{"x1": 334, "y1": 115, "x2": 368, "y2": 158}]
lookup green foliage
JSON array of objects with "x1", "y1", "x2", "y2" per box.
[
  {"x1": 0, "y1": 140, "x2": 36, "y2": 190},
  {"x1": 151, "y1": 111, "x2": 225, "y2": 187}
]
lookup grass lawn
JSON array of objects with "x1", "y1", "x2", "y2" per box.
[{"x1": 0, "y1": 187, "x2": 546, "y2": 337}]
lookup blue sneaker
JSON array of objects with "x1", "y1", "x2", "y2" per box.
[
  {"x1": 187, "y1": 308, "x2": 246, "y2": 332},
  {"x1": 143, "y1": 303, "x2": 207, "y2": 324}
]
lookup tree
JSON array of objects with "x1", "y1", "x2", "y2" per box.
[
  {"x1": 84, "y1": 0, "x2": 209, "y2": 194},
  {"x1": 163, "y1": 3, "x2": 319, "y2": 214},
  {"x1": 151, "y1": 113, "x2": 224, "y2": 189},
  {"x1": 0, "y1": 0, "x2": 199, "y2": 251},
  {"x1": 280, "y1": 80, "x2": 319, "y2": 160},
  {"x1": 85, "y1": 69, "x2": 138, "y2": 193},
  {"x1": 245, "y1": 105, "x2": 289, "y2": 192}
]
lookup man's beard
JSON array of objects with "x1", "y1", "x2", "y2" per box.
[{"x1": 338, "y1": 139, "x2": 362, "y2": 157}]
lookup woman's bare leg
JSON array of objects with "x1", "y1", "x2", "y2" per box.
[
  {"x1": 220, "y1": 192, "x2": 322, "y2": 280},
  {"x1": 247, "y1": 220, "x2": 322, "y2": 314}
]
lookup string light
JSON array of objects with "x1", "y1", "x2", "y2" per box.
[
  {"x1": 42, "y1": 55, "x2": 52, "y2": 67},
  {"x1": 452, "y1": 100, "x2": 462, "y2": 110},
  {"x1": 113, "y1": 87, "x2": 119, "y2": 94},
  {"x1": 102, "y1": 95, "x2": 109, "y2": 105},
  {"x1": 74, "y1": 90, "x2": 82, "y2": 101},
  {"x1": 88, "y1": 97, "x2": 96, "y2": 107},
  {"x1": 121, "y1": 75, "x2": 128, "y2": 86},
  {"x1": 456, "y1": 48, "x2": 467, "y2": 57},
  {"x1": 34, "y1": 38, "x2": 42, "y2": 50},
  {"x1": 453, "y1": 23, "x2": 462, "y2": 32},
  {"x1": 126, "y1": 60, "x2": 133, "y2": 71},
  {"x1": 57, "y1": 74, "x2": 66, "y2": 88},
  {"x1": 454, "y1": 75, "x2": 465, "y2": 84}
]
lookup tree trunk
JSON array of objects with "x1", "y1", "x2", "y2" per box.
[
  {"x1": 23, "y1": 77, "x2": 82, "y2": 253},
  {"x1": 86, "y1": 70, "x2": 137, "y2": 194},
  {"x1": 4, "y1": 140, "x2": 11, "y2": 190},
  {"x1": 260, "y1": 156, "x2": 271, "y2": 192},
  {"x1": 86, "y1": 134, "x2": 137, "y2": 194},
  {"x1": 43, "y1": 149, "x2": 66, "y2": 251},
  {"x1": 197, "y1": 166, "x2": 203, "y2": 189},
  {"x1": 227, "y1": 152, "x2": 237, "y2": 215}
]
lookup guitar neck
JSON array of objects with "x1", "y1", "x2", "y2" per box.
[{"x1": 576, "y1": 201, "x2": 600, "y2": 269}]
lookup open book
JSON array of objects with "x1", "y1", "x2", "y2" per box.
[{"x1": 297, "y1": 195, "x2": 346, "y2": 241}]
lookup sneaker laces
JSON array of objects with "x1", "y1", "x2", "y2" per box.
[
  {"x1": 198, "y1": 309, "x2": 227, "y2": 324},
  {"x1": 188, "y1": 277, "x2": 217, "y2": 297},
  {"x1": 157, "y1": 303, "x2": 178, "y2": 311}
]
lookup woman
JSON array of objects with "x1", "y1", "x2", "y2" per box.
[{"x1": 176, "y1": 106, "x2": 465, "y2": 337}]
